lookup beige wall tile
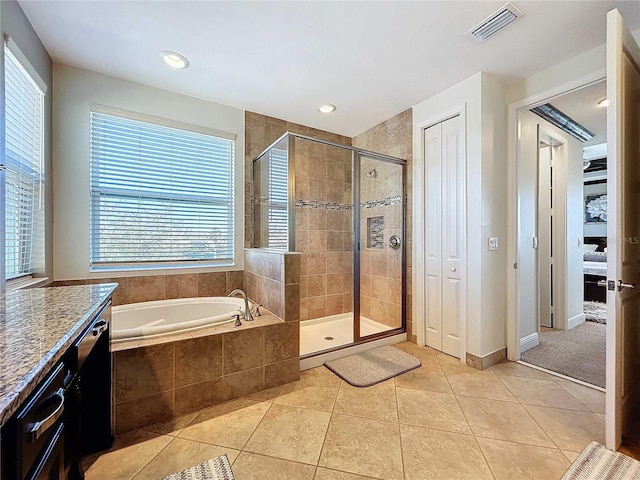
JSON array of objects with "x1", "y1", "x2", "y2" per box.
[
  {"x1": 165, "y1": 274, "x2": 197, "y2": 299},
  {"x1": 226, "y1": 270, "x2": 244, "y2": 291},
  {"x1": 265, "y1": 358, "x2": 301, "y2": 388},
  {"x1": 174, "y1": 335, "x2": 223, "y2": 387},
  {"x1": 115, "y1": 343, "x2": 174, "y2": 403},
  {"x1": 223, "y1": 328, "x2": 265, "y2": 374},
  {"x1": 264, "y1": 322, "x2": 300, "y2": 363},
  {"x1": 284, "y1": 254, "x2": 300, "y2": 285},
  {"x1": 284, "y1": 284, "x2": 300, "y2": 321},
  {"x1": 221, "y1": 366, "x2": 265, "y2": 401},
  {"x1": 86, "y1": 277, "x2": 129, "y2": 305},
  {"x1": 115, "y1": 392, "x2": 174, "y2": 435},
  {"x1": 174, "y1": 378, "x2": 224, "y2": 417},
  {"x1": 128, "y1": 275, "x2": 165, "y2": 303},
  {"x1": 197, "y1": 272, "x2": 227, "y2": 297}
]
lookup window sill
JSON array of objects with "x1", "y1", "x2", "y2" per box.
[{"x1": 7, "y1": 277, "x2": 50, "y2": 291}]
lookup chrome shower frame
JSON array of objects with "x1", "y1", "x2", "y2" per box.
[{"x1": 251, "y1": 132, "x2": 408, "y2": 355}]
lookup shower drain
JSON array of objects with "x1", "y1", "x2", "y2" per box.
[{"x1": 324, "y1": 336, "x2": 334, "y2": 341}]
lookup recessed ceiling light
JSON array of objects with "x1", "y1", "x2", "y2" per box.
[
  {"x1": 597, "y1": 98, "x2": 609, "y2": 107},
  {"x1": 161, "y1": 51, "x2": 189, "y2": 69},
  {"x1": 318, "y1": 103, "x2": 336, "y2": 113}
]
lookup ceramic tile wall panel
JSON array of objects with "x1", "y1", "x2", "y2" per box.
[
  {"x1": 295, "y1": 138, "x2": 353, "y2": 321},
  {"x1": 52, "y1": 270, "x2": 244, "y2": 306},
  {"x1": 352, "y1": 109, "x2": 413, "y2": 341},
  {"x1": 113, "y1": 316, "x2": 300, "y2": 434},
  {"x1": 244, "y1": 111, "x2": 351, "y2": 249},
  {"x1": 243, "y1": 248, "x2": 300, "y2": 322}
]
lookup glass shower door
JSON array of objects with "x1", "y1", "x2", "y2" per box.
[{"x1": 356, "y1": 154, "x2": 405, "y2": 341}]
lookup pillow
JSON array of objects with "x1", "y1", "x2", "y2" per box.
[{"x1": 584, "y1": 244, "x2": 598, "y2": 253}]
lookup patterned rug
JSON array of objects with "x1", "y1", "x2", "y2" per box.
[
  {"x1": 562, "y1": 442, "x2": 640, "y2": 479},
  {"x1": 584, "y1": 301, "x2": 607, "y2": 324},
  {"x1": 325, "y1": 345, "x2": 421, "y2": 387},
  {"x1": 162, "y1": 455, "x2": 234, "y2": 480}
]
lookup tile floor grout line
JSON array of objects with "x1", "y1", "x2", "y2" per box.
[
  {"x1": 492, "y1": 370, "x2": 565, "y2": 451},
  {"x1": 239, "y1": 397, "x2": 275, "y2": 452},
  {"x1": 129, "y1": 434, "x2": 177, "y2": 480},
  {"x1": 394, "y1": 377, "x2": 407, "y2": 480},
  {"x1": 311, "y1": 378, "x2": 344, "y2": 470}
]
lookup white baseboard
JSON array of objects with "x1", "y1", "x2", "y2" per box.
[
  {"x1": 567, "y1": 312, "x2": 586, "y2": 330},
  {"x1": 520, "y1": 332, "x2": 539, "y2": 353}
]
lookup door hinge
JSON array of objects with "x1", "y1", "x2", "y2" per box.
[{"x1": 533, "y1": 237, "x2": 538, "y2": 249}]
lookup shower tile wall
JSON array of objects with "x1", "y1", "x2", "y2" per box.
[
  {"x1": 244, "y1": 111, "x2": 351, "y2": 249},
  {"x1": 294, "y1": 138, "x2": 353, "y2": 321},
  {"x1": 359, "y1": 159, "x2": 403, "y2": 329},
  {"x1": 352, "y1": 109, "x2": 414, "y2": 341}
]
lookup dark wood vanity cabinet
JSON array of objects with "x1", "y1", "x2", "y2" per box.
[{"x1": 1, "y1": 299, "x2": 113, "y2": 480}]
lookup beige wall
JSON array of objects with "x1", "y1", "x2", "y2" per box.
[{"x1": 353, "y1": 109, "x2": 413, "y2": 340}]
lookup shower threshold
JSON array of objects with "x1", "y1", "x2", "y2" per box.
[{"x1": 300, "y1": 313, "x2": 393, "y2": 356}]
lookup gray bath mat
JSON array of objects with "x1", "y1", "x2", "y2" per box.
[
  {"x1": 162, "y1": 454, "x2": 234, "y2": 480},
  {"x1": 325, "y1": 345, "x2": 421, "y2": 387},
  {"x1": 562, "y1": 442, "x2": 640, "y2": 479}
]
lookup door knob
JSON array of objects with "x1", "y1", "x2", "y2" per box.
[
  {"x1": 451, "y1": 267, "x2": 457, "y2": 272},
  {"x1": 618, "y1": 280, "x2": 636, "y2": 291}
]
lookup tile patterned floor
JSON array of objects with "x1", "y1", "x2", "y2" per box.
[{"x1": 83, "y1": 342, "x2": 606, "y2": 480}]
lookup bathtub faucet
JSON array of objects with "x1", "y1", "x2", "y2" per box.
[{"x1": 227, "y1": 289, "x2": 254, "y2": 322}]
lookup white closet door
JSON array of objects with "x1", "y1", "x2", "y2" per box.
[
  {"x1": 424, "y1": 115, "x2": 463, "y2": 358},
  {"x1": 441, "y1": 116, "x2": 463, "y2": 356},
  {"x1": 424, "y1": 123, "x2": 443, "y2": 351}
]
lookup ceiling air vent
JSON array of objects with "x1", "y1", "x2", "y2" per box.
[{"x1": 466, "y1": 3, "x2": 522, "y2": 43}]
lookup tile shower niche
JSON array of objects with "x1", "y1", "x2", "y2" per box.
[{"x1": 367, "y1": 216, "x2": 384, "y2": 249}]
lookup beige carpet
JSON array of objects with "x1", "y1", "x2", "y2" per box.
[{"x1": 521, "y1": 322, "x2": 606, "y2": 388}]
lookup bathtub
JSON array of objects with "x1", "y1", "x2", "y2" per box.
[{"x1": 112, "y1": 297, "x2": 250, "y2": 344}]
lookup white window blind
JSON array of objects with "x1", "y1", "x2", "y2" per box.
[
  {"x1": 90, "y1": 110, "x2": 236, "y2": 268},
  {"x1": 268, "y1": 148, "x2": 288, "y2": 249},
  {"x1": 4, "y1": 45, "x2": 44, "y2": 280}
]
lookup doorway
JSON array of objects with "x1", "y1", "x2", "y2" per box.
[{"x1": 514, "y1": 80, "x2": 608, "y2": 389}]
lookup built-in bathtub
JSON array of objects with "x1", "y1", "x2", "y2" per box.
[
  {"x1": 110, "y1": 296, "x2": 300, "y2": 434},
  {"x1": 112, "y1": 296, "x2": 249, "y2": 344}
]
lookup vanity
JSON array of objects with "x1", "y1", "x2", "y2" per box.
[{"x1": 0, "y1": 284, "x2": 117, "y2": 480}]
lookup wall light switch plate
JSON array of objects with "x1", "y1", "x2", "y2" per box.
[{"x1": 488, "y1": 237, "x2": 499, "y2": 251}]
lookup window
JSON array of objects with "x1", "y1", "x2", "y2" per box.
[
  {"x1": 267, "y1": 147, "x2": 288, "y2": 249},
  {"x1": 89, "y1": 109, "x2": 236, "y2": 269},
  {"x1": 4, "y1": 42, "x2": 45, "y2": 280}
]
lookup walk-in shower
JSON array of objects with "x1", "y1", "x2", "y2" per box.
[{"x1": 252, "y1": 132, "x2": 406, "y2": 357}]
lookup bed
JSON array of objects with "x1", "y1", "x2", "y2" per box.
[{"x1": 584, "y1": 238, "x2": 607, "y2": 302}]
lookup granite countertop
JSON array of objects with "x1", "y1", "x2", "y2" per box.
[{"x1": 0, "y1": 283, "x2": 118, "y2": 425}]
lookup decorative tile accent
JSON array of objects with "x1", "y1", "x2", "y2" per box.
[{"x1": 367, "y1": 216, "x2": 384, "y2": 249}]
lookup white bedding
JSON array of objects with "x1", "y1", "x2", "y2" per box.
[{"x1": 584, "y1": 260, "x2": 607, "y2": 276}]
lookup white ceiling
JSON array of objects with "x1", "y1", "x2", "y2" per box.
[
  {"x1": 18, "y1": 1, "x2": 640, "y2": 137},
  {"x1": 545, "y1": 80, "x2": 607, "y2": 147}
]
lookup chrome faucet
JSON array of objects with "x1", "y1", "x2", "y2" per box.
[{"x1": 227, "y1": 289, "x2": 254, "y2": 322}]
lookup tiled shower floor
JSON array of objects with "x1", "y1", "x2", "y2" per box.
[{"x1": 300, "y1": 314, "x2": 392, "y2": 356}]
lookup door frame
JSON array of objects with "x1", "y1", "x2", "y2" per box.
[
  {"x1": 413, "y1": 104, "x2": 467, "y2": 362},
  {"x1": 506, "y1": 70, "x2": 605, "y2": 361}
]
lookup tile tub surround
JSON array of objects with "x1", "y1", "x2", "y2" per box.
[
  {"x1": 0, "y1": 283, "x2": 117, "y2": 425},
  {"x1": 243, "y1": 248, "x2": 300, "y2": 322},
  {"x1": 52, "y1": 270, "x2": 243, "y2": 307},
  {"x1": 113, "y1": 309, "x2": 300, "y2": 434}
]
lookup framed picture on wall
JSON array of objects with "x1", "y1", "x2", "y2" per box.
[{"x1": 584, "y1": 181, "x2": 607, "y2": 224}]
